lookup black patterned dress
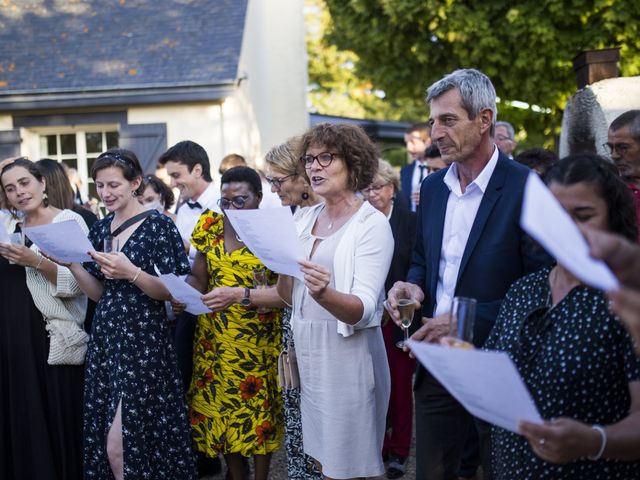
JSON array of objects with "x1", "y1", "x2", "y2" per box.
[
  {"x1": 83, "y1": 211, "x2": 196, "y2": 479},
  {"x1": 485, "y1": 266, "x2": 640, "y2": 480}
]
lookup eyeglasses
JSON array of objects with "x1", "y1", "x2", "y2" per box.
[
  {"x1": 217, "y1": 195, "x2": 250, "y2": 209},
  {"x1": 363, "y1": 182, "x2": 390, "y2": 194},
  {"x1": 300, "y1": 152, "x2": 338, "y2": 169},
  {"x1": 603, "y1": 142, "x2": 631, "y2": 156},
  {"x1": 265, "y1": 173, "x2": 296, "y2": 189}
]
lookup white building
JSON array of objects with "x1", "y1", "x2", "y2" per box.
[{"x1": 0, "y1": 0, "x2": 308, "y2": 198}]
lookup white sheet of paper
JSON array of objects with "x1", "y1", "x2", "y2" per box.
[
  {"x1": 23, "y1": 220, "x2": 94, "y2": 262},
  {"x1": 521, "y1": 172, "x2": 619, "y2": 291},
  {"x1": 0, "y1": 220, "x2": 10, "y2": 243},
  {"x1": 225, "y1": 207, "x2": 305, "y2": 280},
  {"x1": 159, "y1": 273, "x2": 210, "y2": 315},
  {"x1": 407, "y1": 340, "x2": 542, "y2": 433}
]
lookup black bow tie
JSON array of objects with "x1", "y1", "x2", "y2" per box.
[{"x1": 186, "y1": 201, "x2": 202, "y2": 210}]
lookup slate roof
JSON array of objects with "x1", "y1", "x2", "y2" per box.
[{"x1": 0, "y1": 0, "x2": 247, "y2": 94}]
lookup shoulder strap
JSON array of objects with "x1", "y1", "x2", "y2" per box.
[{"x1": 111, "y1": 210, "x2": 154, "y2": 237}]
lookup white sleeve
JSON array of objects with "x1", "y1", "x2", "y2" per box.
[{"x1": 350, "y1": 214, "x2": 394, "y2": 329}]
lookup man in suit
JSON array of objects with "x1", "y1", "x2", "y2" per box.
[
  {"x1": 400, "y1": 123, "x2": 432, "y2": 211},
  {"x1": 387, "y1": 68, "x2": 550, "y2": 480}
]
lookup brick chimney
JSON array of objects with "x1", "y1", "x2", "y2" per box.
[{"x1": 572, "y1": 47, "x2": 620, "y2": 90}]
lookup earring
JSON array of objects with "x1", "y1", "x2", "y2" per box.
[
  {"x1": 42, "y1": 192, "x2": 49, "y2": 207},
  {"x1": 131, "y1": 190, "x2": 137, "y2": 197},
  {"x1": 301, "y1": 191, "x2": 309, "y2": 200}
]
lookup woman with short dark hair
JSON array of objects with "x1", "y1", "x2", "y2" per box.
[{"x1": 186, "y1": 166, "x2": 285, "y2": 480}]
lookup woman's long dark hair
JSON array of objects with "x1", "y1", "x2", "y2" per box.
[{"x1": 544, "y1": 153, "x2": 638, "y2": 242}]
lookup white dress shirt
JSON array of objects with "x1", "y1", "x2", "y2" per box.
[
  {"x1": 175, "y1": 182, "x2": 221, "y2": 264},
  {"x1": 433, "y1": 147, "x2": 499, "y2": 317},
  {"x1": 410, "y1": 159, "x2": 429, "y2": 211}
]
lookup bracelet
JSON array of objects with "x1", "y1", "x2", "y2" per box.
[
  {"x1": 587, "y1": 424, "x2": 607, "y2": 460},
  {"x1": 35, "y1": 254, "x2": 45, "y2": 270},
  {"x1": 130, "y1": 267, "x2": 142, "y2": 284}
]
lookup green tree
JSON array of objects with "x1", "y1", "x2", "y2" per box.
[{"x1": 313, "y1": 0, "x2": 640, "y2": 151}]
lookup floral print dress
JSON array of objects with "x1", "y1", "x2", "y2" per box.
[
  {"x1": 188, "y1": 211, "x2": 283, "y2": 457},
  {"x1": 83, "y1": 211, "x2": 196, "y2": 479}
]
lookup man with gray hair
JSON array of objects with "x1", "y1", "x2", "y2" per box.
[
  {"x1": 386, "y1": 69, "x2": 550, "y2": 479},
  {"x1": 495, "y1": 120, "x2": 517, "y2": 159},
  {"x1": 607, "y1": 110, "x2": 640, "y2": 234}
]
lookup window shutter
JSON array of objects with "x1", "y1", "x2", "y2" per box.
[
  {"x1": 119, "y1": 123, "x2": 167, "y2": 173},
  {"x1": 0, "y1": 129, "x2": 21, "y2": 159}
]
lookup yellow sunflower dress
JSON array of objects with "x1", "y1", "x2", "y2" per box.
[{"x1": 188, "y1": 211, "x2": 283, "y2": 457}]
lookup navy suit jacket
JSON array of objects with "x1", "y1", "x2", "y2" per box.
[
  {"x1": 400, "y1": 161, "x2": 416, "y2": 207},
  {"x1": 407, "y1": 151, "x2": 551, "y2": 394}
]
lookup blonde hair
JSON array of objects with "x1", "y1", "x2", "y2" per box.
[
  {"x1": 264, "y1": 137, "x2": 303, "y2": 176},
  {"x1": 376, "y1": 158, "x2": 400, "y2": 192}
]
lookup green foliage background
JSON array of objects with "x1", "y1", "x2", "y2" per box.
[{"x1": 306, "y1": 0, "x2": 640, "y2": 152}]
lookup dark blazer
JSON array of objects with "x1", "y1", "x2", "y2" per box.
[
  {"x1": 399, "y1": 161, "x2": 416, "y2": 207},
  {"x1": 385, "y1": 199, "x2": 417, "y2": 344},
  {"x1": 407, "y1": 151, "x2": 551, "y2": 393}
]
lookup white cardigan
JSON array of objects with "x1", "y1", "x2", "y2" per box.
[
  {"x1": 295, "y1": 201, "x2": 394, "y2": 337},
  {"x1": 25, "y1": 209, "x2": 88, "y2": 328}
]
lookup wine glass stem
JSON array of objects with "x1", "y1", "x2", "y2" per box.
[{"x1": 404, "y1": 327, "x2": 409, "y2": 344}]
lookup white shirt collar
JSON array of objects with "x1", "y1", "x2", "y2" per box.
[
  {"x1": 193, "y1": 182, "x2": 219, "y2": 210},
  {"x1": 443, "y1": 145, "x2": 499, "y2": 196}
]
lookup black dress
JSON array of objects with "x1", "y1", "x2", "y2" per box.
[
  {"x1": 82, "y1": 211, "x2": 196, "y2": 479},
  {"x1": 485, "y1": 266, "x2": 640, "y2": 479},
  {"x1": 0, "y1": 225, "x2": 84, "y2": 480}
]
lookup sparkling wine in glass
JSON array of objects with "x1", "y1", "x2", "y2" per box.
[{"x1": 395, "y1": 298, "x2": 416, "y2": 349}]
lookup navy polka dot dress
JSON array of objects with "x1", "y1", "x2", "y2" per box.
[
  {"x1": 485, "y1": 266, "x2": 640, "y2": 479},
  {"x1": 83, "y1": 212, "x2": 196, "y2": 479}
]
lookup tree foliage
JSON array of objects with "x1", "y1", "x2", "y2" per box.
[{"x1": 313, "y1": 0, "x2": 640, "y2": 150}]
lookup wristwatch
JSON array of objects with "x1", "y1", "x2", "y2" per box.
[{"x1": 240, "y1": 287, "x2": 251, "y2": 307}]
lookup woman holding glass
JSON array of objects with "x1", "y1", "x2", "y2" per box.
[
  {"x1": 363, "y1": 158, "x2": 416, "y2": 479},
  {"x1": 484, "y1": 154, "x2": 640, "y2": 479},
  {"x1": 186, "y1": 166, "x2": 285, "y2": 480},
  {"x1": 0, "y1": 158, "x2": 87, "y2": 480},
  {"x1": 265, "y1": 140, "x2": 323, "y2": 479},
  {"x1": 278, "y1": 123, "x2": 394, "y2": 479},
  {"x1": 66, "y1": 148, "x2": 196, "y2": 479}
]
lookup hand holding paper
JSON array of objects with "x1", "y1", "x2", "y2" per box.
[
  {"x1": 520, "y1": 173, "x2": 618, "y2": 291},
  {"x1": 24, "y1": 220, "x2": 94, "y2": 263}
]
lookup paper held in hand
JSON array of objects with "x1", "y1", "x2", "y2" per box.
[
  {"x1": 520, "y1": 172, "x2": 618, "y2": 291},
  {"x1": 23, "y1": 220, "x2": 93, "y2": 263},
  {"x1": 224, "y1": 207, "x2": 305, "y2": 280},
  {"x1": 158, "y1": 273, "x2": 210, "y2": 315},
  {"x1": 0, "y1": 220, "x2": 10, "y2": 244},
  {"x1": 407, "y1": 340, "x2": 542, "y2": 433}
]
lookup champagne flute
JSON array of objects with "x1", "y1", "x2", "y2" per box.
[
  {"x1": 252, "y1": 268, "x2": 269, "y2": 314},
  {"x1": 395, "y1": 298, "x2": 416, "y2": 349},
  {"x1": 448, "y1": 296, "x2": 477, "y2": 349}
]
